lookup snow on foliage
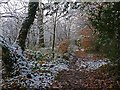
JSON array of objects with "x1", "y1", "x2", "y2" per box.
[
  {"x1": 0, "y1": 35, "x2": 108, "y2": 89},
  {"x1": 0, "y1": 35, "x2": 69, "y2": 89}
]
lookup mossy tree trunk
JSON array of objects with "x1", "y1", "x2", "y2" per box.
[
  {"x1": 2, "y1": 46, "x2": 15, "y2": 78},
  {"x1": 2, "y1": 1, "x2": 39, "y2": 78},
  {"x1": 37, "y1": 1, "x2": 44, "y2": 47},
  {"x1": 16, "y1": 1, "x2": 38, "y2": 51}
]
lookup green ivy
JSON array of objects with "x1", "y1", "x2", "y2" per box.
[{"x1": 88, "y1": 2, "x2": 120, "y2": 79}]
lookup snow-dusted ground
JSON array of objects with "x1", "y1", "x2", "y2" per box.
[
  {"x1": 75, "y1": 59, "x2": 108, "y2": 71},
  {"x1": 1, "y1": 59, "x2": 69, "y2": 89},
  {"x1": 0, "y1": 45, "x2": 2, "y2": 87},
  {"x1": 0, "y1": 60, "x2": 2, "y2": 86},
  {"x1": 0, "y1": 35, "x2": 69, "y2": 89},
  {"x1": 0, "y1": 36, "x2": 108, "y2": 89}
]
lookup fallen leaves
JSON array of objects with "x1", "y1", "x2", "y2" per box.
[
  {"x1": 58, "y1": 39, "x2": 70, "y2": 54},
  {"x1": 53, "y1": 62, "x2": 120, "y2": 90},
  {"x1": 74, "y1": 50, "x2": 87, "y2": 58}
]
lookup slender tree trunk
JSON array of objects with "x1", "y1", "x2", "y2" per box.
[
  {"x1": 52, "y1": 12, "x2": 57, "y2": 59},
  {"x1": 16, "y1": 2, "x2": 38, "y2": 51}
]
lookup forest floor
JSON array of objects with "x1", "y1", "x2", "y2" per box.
[
  {"x1": 1, "y1": 43, "x2": 120, "y2": 90},
  {"x1": 49, "y1": 57, "x2": 120, "y2": 90},
  {"x1": 0, "y1": 60, "x2": 2, "y2": 90}
]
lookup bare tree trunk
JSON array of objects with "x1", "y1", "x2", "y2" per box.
[
  {"x1": 16, "y1": 2, "x2": 38, "y2": 51},
  {"x1": 52, "y1": 12, "x2": 57, "y2": 59},
  {"x1": 37, "y1": 1, "x2": 44, "y2": 47}
]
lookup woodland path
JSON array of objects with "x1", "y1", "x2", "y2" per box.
[{"x1": 49, "y1": 57, "x2": 119, "y2": 90}]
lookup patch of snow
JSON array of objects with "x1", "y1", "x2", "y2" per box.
[
  {"x1": 50, "y1": 63, "x2": 69, "y2": 74},
  {"x1": 81, "y1": 48, "x2": 84, "y2": 51},
  {"x1": 76, "y1": 59, "x2": 108, "y2": 71}
]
